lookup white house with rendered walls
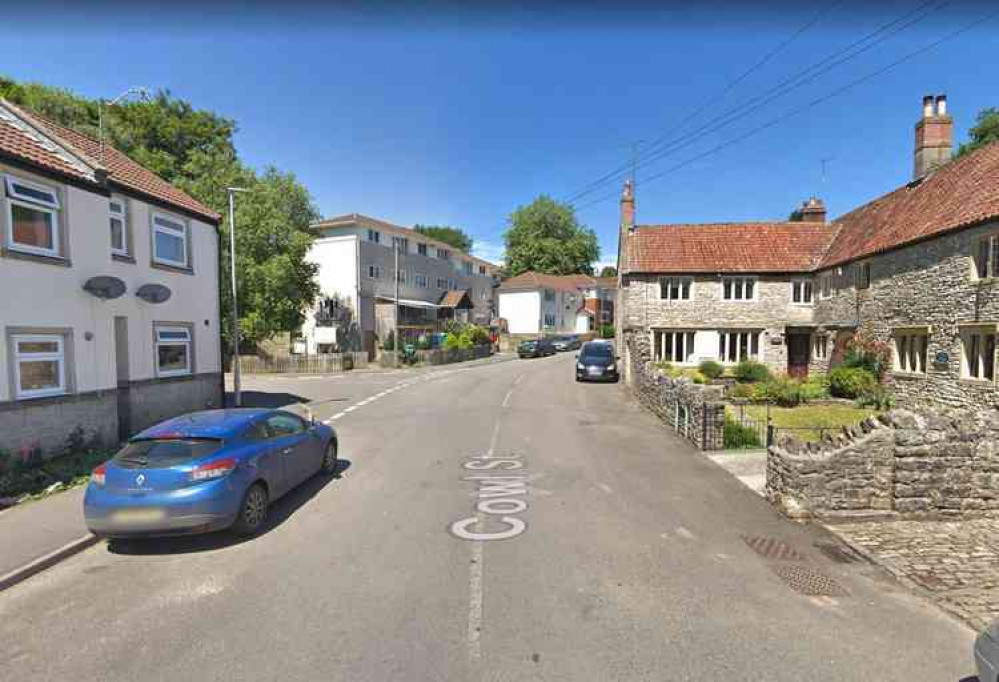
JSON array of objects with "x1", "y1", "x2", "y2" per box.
[
  {"x1": 0, "y1": 99, "x2": 223, "y2": 457},
  {"x1": 497, "y1": 271, "x2": 595, "y2": 335}
]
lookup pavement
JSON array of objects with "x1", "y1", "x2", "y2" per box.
[{"x1": 0, "y1": 352, "x2": 979, "y2": 681}]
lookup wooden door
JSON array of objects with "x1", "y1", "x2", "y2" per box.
[{"x1": 787, "y1": 333, "x2": 811, "y2": 378}]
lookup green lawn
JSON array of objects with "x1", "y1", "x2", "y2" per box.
[{"x1": 726, "y1": 403, "x2": 878, "y2": 442}]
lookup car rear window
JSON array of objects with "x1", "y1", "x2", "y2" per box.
[{"x1": 112, "y1": 439, "x2": 224, "y2": 469}]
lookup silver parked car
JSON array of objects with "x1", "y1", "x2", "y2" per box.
[{"x1": 977, "y1": 620, "x2": 999, "y2": 682}]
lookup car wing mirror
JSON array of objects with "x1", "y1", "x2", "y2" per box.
[{"x1": 302, "y1": 404, "x2": 316, "y2": 427}]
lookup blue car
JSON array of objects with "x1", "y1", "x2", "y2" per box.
[{"x1": 84, "y1": 408, "x2": 338, "y2": 538}]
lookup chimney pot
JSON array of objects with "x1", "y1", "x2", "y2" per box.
[
  {"x1": 798, "y1": 196, "x2": 826, "y2": 223},
  {"x1": 935, "y1": 94, "x2": 947, "y2": 116},
  {"x1": 922, "y1": 95, "x2": 934, "y2": 118},
  {"x1": 914, "y1": 93, "x2": 953, "y2": 180}
]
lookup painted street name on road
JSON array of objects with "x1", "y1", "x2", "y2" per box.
[{"x1": 450, "y1": 453, "x2": 529, "y2": 541}]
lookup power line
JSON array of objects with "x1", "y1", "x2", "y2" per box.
[
  {"x1": 564, "y1": 0, "x2": 945, "y2": 205},
  {"x1": 572, "y1": 5, "x2": 999, "y2": 215}
]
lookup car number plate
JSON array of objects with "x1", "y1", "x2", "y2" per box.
[
  {"x1": 587, "y1": 367, "x2": 602, "y2": 375},
  {"x1": 111, "y1": 508, "x2": 166, "y2": 525}
]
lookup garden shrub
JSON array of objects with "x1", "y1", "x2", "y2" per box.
[
  {"x1": 599, "y1": 324, "x2": 615, "y2": 339},
  {"x1": 381, "y1": 331, "x2": 395, "y2": 351},
  {"x1": 734, "y1": 360, "x2": 771, "y2": 384},
  {"x1": 690, "y1": 371, "x2": 708, "y2": 385},
  {"x1": 698, "y1": 360, "x2": 724, "y2": 379},
  {"x1": 843, "y1": 334, "x2": 893, "y2": 380},
  {"x1": 727, "y1": 383, "x2": 756, "y2": 400},
  {"x1": 724, "y1": 415, "x2": 762, "y2": 449},
  {"x1": 800, "y1": 375, "x2": 830, "y2": 402},
  {"x1": 857, "y1": 385, "x2": 894, "y2": 410},
  {"x1": 829, "y1": 367, "x2": 877, "y2": 399}
]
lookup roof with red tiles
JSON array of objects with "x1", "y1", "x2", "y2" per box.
[
  {"x1": 0, "y1": 100, "x2": 219, "y2": 223},
  {"x1": 626, "y1": 141, "x2": 999, "y2": 274},
  {"x1": 438, "y1": 289, "x2": 472, "y2": 308},
  {"x1": 498, "y1": 271, "x2": 594, "y2": 293},
  {"x1": 627, "y1": 222, "x2": 836, "y2": 274}
]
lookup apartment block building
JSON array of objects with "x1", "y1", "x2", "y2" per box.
[
  {"x1": 302, "y1": 214, "x2": 498, "y2": 355},
  {"x1": 0, "y1": 99, "x2": 223, "y2": 456}
]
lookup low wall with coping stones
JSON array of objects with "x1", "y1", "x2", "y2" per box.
[
  {"x1": 767, "y1": 407, "x2": 999, "y2": 518},
  {"x1": 627, "y1": 336, "x2": 726, "y2": 450}
]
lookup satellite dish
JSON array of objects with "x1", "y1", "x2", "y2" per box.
[
  {"x1": 82, "y1": 276, "x2": 126, "y2": 300},
  {"x1": 136, "y1": 283, "x2": 172, "y2": 304}
]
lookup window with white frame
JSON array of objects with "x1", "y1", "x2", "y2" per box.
[
  {"x1": 813, "y1": 334, "x2": 828, "y2": 360},
  {"x1": 392, "y1": 235, "x2": 408, "y2": 253},
  {"x1": 479, "y1": 265, "x2": 486, "y2": 275},
  {"x1": 961, "y1": 327, "x2": 997, "y2": 381},
  {"x1": 12, "y1": 334, "x2": 66, "y2": 399},
  {"x1": 4, "y1": 175, "x2": 60, "y2": 257},
  {"x1": 792, "y1": 279, "x2": 813, "y2": 304},
  {"x1": 855, "y1": 261, "x2": 872, "y2": 290},
  {"x1": 437, "y1": 247, "x2": 451, "y2": 260},
  {"x1": 653, "y1": 330, "x2": 695, "y2": 364},
  {"x1": 367, "y1": 229, "x2": 381, "y2": 244},
  {"x1": 417, "y1": 243, "x2": 428, "y2": 256},
  {"x1": 659, "y1": 277, "x2": 691, "y2": 300},
  {"x1": 155, "y1": 326, "x2": 192, "y2": 377},
  {"x1": 415, "y1": 274, "x2": 429, "y2": 288},
  {"x1": 152, "y1": 213, "x2": 189, "y2": 268},
  {"x1": 718, "y1": 330, "x2": 760, "y2": 363},
  {"x1": 462, "y1": 260, "x2": 473, "y2": 275},
  {"x1": 109, "y1": 197, "x2": 128, "y2": 256},
  {"x1": 894, "y1": 330, "x2": 928, "y2": 374},
  {"x1": 977, "y1": 234, "x2": 999, "y2": 280},
  {"x1": 722, "y1": 277, "x2": 755, "y2": 301},
  {"x1": 436, "y1": 277, "x2": 447, "y2": 289},
  {"x1": 543, "y1": 313, "x2": 555, "y2": 328},
  {"x1": 367, "y1": 264, "x2": 382, "y2": 279}
]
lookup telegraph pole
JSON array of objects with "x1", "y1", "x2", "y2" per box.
[{"x1": 394, "y1": 239, "x2": 400, "y2": 368}]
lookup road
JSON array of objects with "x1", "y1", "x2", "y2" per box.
[{"x1": 0, "y1": 352, "x2": 977, "y2": 681}]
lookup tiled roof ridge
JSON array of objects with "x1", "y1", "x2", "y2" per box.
[{"x1": 0, "y1": 99, "x2": 96, "y2": 179}]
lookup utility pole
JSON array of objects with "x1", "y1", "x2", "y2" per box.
[
  {"x1": 394, "y1": 239, "x2": 400, "y2": 368},
  {"x1": 227, "y1": 187, "x2": 248, "y2": 406}
]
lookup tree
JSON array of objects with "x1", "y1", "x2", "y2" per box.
[
  {"x1": 0, "y1": 76, "x2": 318, "y2": 350},
  {"x1": 787, "y1": 209, "x2": 804, "y2": 222},
  {"x1": 504, "y1": 195, "x2": 599, "y2": 276},
  {"x1": 414, "y1": 225, "x2": 473, "y2": 253},
  {"x1": 957, "y1": 107, "x2": 999, "y2": 158},
  {"x1": 599, "y1": 266, "x2": 617, "y2": 278}
]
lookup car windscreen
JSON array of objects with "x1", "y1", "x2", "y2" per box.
[
  {"x1": 112, "y1": 438, "x2": 224, "y2": 469},
  {"x1": 521, "y1": 341, "x2": 537, "y2": 346},
  {"x1": 580, "y1": 347, "x2": 613, "y2": 362}
]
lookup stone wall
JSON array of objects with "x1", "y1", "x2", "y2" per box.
[
  {"x1": 626, "y1": 336, "x2": 726, "y2": 450},
  {"x1": 767, "y1": 407, "x2": 999, "y2": 518}
]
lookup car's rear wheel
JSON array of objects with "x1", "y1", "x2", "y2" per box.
[
  {"x1": 320, "y1": 441, "x2": 339, "y2": 475},
  {"x1": 232, "y1": 483, "x2": 268, "y2": 536}
]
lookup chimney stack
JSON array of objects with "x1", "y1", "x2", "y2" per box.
[
  {"x1": 620, "y1": 179, "x2": 635, "y2": 233},
  {"x1": 798, "y1": 196, "x2": 826, "y2": 223},
  {"x1": 914, "y1": 93, "x2": 953, "y2": 181}
]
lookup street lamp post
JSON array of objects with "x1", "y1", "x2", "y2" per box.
[
  {"x1": 99, "y1": 87, "x2": 150, "y2": 165},
  {"x1": 227, "y1": 187, "x2": 249, "y2": 406},
  {"x1": 394, "y1": 240, "x2": 400, "y2": 368}
]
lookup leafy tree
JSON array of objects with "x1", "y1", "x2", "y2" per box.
[
  {"x1": 787, "y1": 209, "x2": 804, "y2": 221},
  {"x1": 414, "y1": 224, "x2": 473, "y2": 252},
  {"x1": 957, "y1": 107, "x2": 999, "y2": 157},
  {"x1": 504, "y1": 195, "x2": 599, "y2": 276},
  {"x1": 0, "y1": 76, "x2": 318, "y2": 350},
  {"x1": 599, "y1": 266, "x2": 617, "y2": 278}
]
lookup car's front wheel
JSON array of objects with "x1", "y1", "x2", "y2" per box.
[
  {"x1": 320, "y1": 441, "x2": 339, "y2": 475},
  {"x1": 232, "y1": 483, "x2": 269, "y2": 536}
]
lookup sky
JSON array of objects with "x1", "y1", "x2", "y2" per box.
[{"x1": 2, "y1": 0, "x2": 997, "y2": 270}]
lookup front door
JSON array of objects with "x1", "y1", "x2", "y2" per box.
[
  {"x1": 787, "y1": 333, "x2": 811, "y2": 378},
  {"x1": 114, "y1": 316, "x2": 132, "y2": 441}
]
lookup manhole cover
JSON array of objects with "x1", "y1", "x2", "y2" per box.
[
  {"x1": 814, "y1": 542, "x2": 862, "y2": 564},
  {"x1": 742, "y1": 535, "x2": 807, "y2": 561},
  {"x1": 771, "y1": 564, "x2": 850, "y2": 596}
]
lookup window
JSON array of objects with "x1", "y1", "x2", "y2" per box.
[
  {"x1": 392, "y1": 236, "x2": 408, "y2": 253},
  {"x1": 155, "y1": 327, "x2": 192, "y2": 377},
  {"x1": 437, "y1": 248, "x2": 451, "y2": 260},
  {"x1": 109, "y1": 198, "x2": 128, "y2": 256},
  {"x1": 856, "y1": 262, "x2": 872, "y2": 290},
  {"x1": 12, "y1": 334, "x2": 66, "y2": 399},
  {"x1": 152, "y1": 214, "x2": 189, "y2": 268},
  {"x1": 266, "y1": 412, "x2": 306, "y2": 437},
  {"x1": 544, "y1": 288, "x2": 555, "y2": 301},
  {"x1": 367, "y1": 229, "x2": 381, "y2": 244},
  {"x1": 792, "y1": 279, "x2": 813, "y2": 304},
  {"x1": 462, "y1": 261, "x2": 473, "y2": 275},
  {"x1": 415, "y1": 274, "x2": 429, "y2": 288},
  {"x1": 818, "y1": 273, "x2": 832, "y2": 299},
  {"x1": 894, "y1": 331, "x2": 928, "y2": 374},
  {"x1": 368, "y1": 265, "x2": 382, "y2": 279},
  {"x1": 4, "y1": 175, "x2": 60, "y2": 257},
  {"x1": 813, "y1": 335, "x2": 828, "y2": 360},
  {"x1": 961, "y1": 327, "x2": 997, "y2": 381},
  {"x1": 417, "y1": 243, "x2": 428, "y2": 256},
  {"x1": 480, "y1": 290, "x2": 489, "y2": 300},
  {"x1": 722, "y1": 277, "x2": 755, "y2": 301},
  {"x1": 396, "y1": 269, "x2": 407, "y2": 284},
  {"x1": 653, "y1": 330, "x2": 695, "y2": 364},
  {"x1": 436, "y1": 277, "x2": 447, "y2": 289},
  {"x1": 977, "y1": 235, "x2": 999, "y2": 279},
  {"x1": 659, "y1": 277, "x2": 691, "y2": 301},
  {"x1": 543, "y1": 313, "x2": 556, "y2": 327},
  {"x1": 718, "y1": 331, "x2": 760, "y2": 363},
  {"x1": 479, "y1": 265, "x2": 486, "y2": 275}
]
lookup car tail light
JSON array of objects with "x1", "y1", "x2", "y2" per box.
[
  {"x1": 190, "y1": 457, "x2": 236, "y2": 482},
  {"x1": 91, "y1": 464, "x2": 107, "y2": 487}
]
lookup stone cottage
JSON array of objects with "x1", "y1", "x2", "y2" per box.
[{"x1": 617, "y1": 95, "x2": 999, "y2": 410}]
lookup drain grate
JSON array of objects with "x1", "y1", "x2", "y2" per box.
[
  {"x1": 742, "y1": 535, "x2": 807, "y2": 561},
  {"x1": 771, "y1": 564, "x2": 850, "y2": 597}
]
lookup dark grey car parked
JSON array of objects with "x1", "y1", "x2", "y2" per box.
[{"x1": 575, "y1": 341, "x2": 618, "y2": 382}]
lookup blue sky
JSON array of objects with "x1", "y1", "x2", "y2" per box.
[{"x1": 3, "y1": 1, "x2": 997, "y2": 269}]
